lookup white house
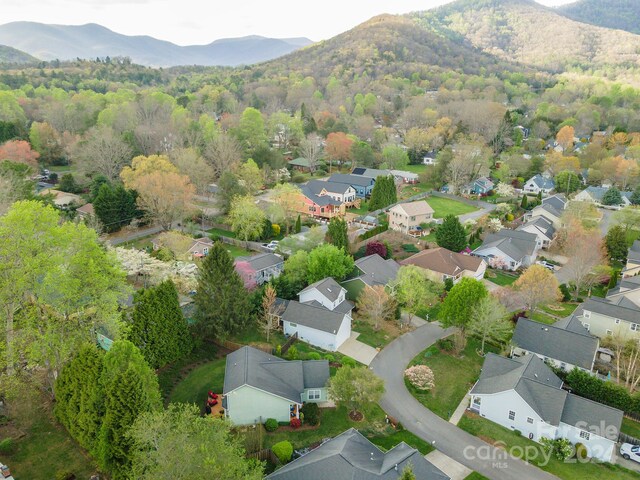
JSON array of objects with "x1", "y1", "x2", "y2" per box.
[
  {"x1": 279, "y1": 278, "x2": 353, "y2": 352},
  {"x1": 525, "y1": 194, "x2": 567, "y2": 230},
  {"x1": 472, "y1": 229, "x2": 539, "y2": 271},
  {"x1": 470, "y1": 354, "x2": 622, "y2": 462},
  {"x1": 574, "y1": 186, "x2": 632, "y2": 208},
  {"x1": 305, "y1": 179, "x2": 357, "y2": 204},
  {"x1": 516, "y1": 216, "x2": 556, "y2": 249},
  {"x1": 223, "y1": 346, "x2": 329, "y2": 425},
  {"x1": 523, "y1": 174, "x2": 555, "y2": 196}
]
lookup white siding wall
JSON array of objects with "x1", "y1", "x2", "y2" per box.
[
  {"x1": 511, "y1": 348, "x2": 581, "y2": 374},
  {"x1": 226, "y1": 385, "x2": 294, "y2": 425},
  {"x1": 334, "y1": 314, "x2": 351, "y2": 349},
  {"x1": 473, "y1": 246, "x2": 520, "y2": 271},
  {"x1": 517, "y1": 225, "x2": 548, "y2": 249},
  {"x1": 283, "y1": 320, "x2": 340, "y2": 352},
  {"x1": 472, "y1": 390, "x2": 558, "y2": 442},
  {"x1": 558, "y1": 423, "x2": 615, "y2": 462},
  {"x1": 299, "y1": 287, "x2": 346, "y2": 311}
]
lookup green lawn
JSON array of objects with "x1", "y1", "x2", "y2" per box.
[
  {"x1": 1, "y1": 414, "x2": 99, "y2": 479},
  {"x1": 486, "y1": 270, "x2": 519, "y2": 286},
  {"x1": 400, "y1": 164, "x2": 428, "y2": 174},
  {"x1": 168, "y1": 358, "x2": 226, "y2": 405},
  {"x1": 224, "y1": 244, "x2": 254, "y2": 258},
  {"x1": 459, "y1": 413, "x2": 640, "y2": 480},
  {"x1": 464, "y1": 473, "x2": 490, "y2": 480},
  {"x1": 207, "y1": 227, "x2": 237, "y2": 238},
  {"x1": 368, "y1": 428, "x2": 434, "y2": 455},
  {"x1": 539, "y1": 302, "x2": 579, "y2": 318},
  {"x1": 399, "y1": 182, "x2": 432, "y2": 200},
  {"x1": 349, "y1": 201, "x2": 370, "y2": 215},
  {"x1": 427, "y1": 197, "x2": 479, "y2": 219},
  {"x1": 352, "y1": 320, "x2": 396, "y2": 349},
  {"x1": 528, "y1": 311, "x2": 559, "y2": 325},
  {"x1": 406, "y1": 338, "x2": 497, "y2": 420},
  {"x1": 622, "y1": 417, "x2": 640, "y2": 439},
  {"x1": 157, "y1": 344, "x2": 220, "y2": 401}
]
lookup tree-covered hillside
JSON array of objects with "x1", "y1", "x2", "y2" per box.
[
  {"x1": 0, "y1": 44, "x2": 38, "y2": 64},
  {"x1": 558, "y1": 0, "x2": 640, "y2": 35}
]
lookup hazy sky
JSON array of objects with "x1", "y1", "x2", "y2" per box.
[{"x1": 2, "y1": 0, "x2": 576, "y2": 45}]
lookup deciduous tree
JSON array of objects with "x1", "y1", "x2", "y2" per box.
[
  {"x1": 467, "y1": 296, "x2": 512, "y2": 354},
  {"x1": 355, "y1": 285, "x2": 397, "y2": 330},
  {"x1": 0, "y1": 140, "x2": 39, "y2": 168},
  {"x1": 204, "y1": 133, "x2": 243, "y2": 179},
  {"x1": 228, "y1": 195, "x2": 266, "y2": 243},
  {"x1": 439, "y1": 278, "x2": 488, "y2": 352},
  {"x1": 73, "y1": 126, "x2": 132, "y2": 181},
  {"x1": 271, "y1": 183, "x2": 302, "y2": 233},
  {"x1": 237, "y1": 158, "x2": 262, "y2": 193},
  {"x1": 325, "y1": 132, "x2": 354, "y2": 170},
  {"x1": 562, "y1": 221, "x2": 608, "y2": 298},
  {"x1": 328, "y1": 366, "x2": 384, "y2": 417},
  {"x1": 605, "y1": 225, "x2": 629, "y2": 263},
  {"x1": 299, "y1": 133, "x2": 323, "y2": 173},
  {"x1": 394, "y1": 265, "x2": 441, "y2": 325},
  {"x1": 307, "y1": 244, "x2": 354, "y2": 283},
  {"x1": 556, "y1": 125, "x2": 575, "y2": 152},
  {"x1": 513, "y1": 265, "x2": 561, "y2": 313},
  {"x1": 261, "y1": 284, "x2": 283, "y2": 342}
]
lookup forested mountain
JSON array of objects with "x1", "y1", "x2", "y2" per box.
[
  {"x1": 557, "y1": 0, "x2": 640, "y2": 35},
  {"x1": 0, "y1": 44, "x2": 38, "y2": 64},
  {"x1": 418, "y1": 0, "x2": 640, "y2": 76},
  {"x1": 0, "y1": 22, "x2": 312, "y2": 67}
]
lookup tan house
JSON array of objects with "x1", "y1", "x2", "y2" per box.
[
  {"x1": 388, "y1": 200, "x2": 434, "y2": 235},
  {"x1": 400, "y1": 247, "x2": 486, "y2": 283},
  {"x1": 187, "y1": 237, "x2": 215, "y2": 258},
  {"x1": 623, "y1": 240, "x2": 640, "y2": 278}
]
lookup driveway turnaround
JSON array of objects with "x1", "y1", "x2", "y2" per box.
[
  {"x1": 370, "y1": 323, "x2": 559, "y2": 480},
  {"x1": 337, "y1": 332, "x2": 379, "y2": 366},
  {"x1": 424, "y1": 450, "x2": 472, "y2": 480}
]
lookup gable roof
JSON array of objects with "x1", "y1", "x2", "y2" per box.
[
  {"x1": 328, "y1": 173, "x2": 375, "y2": 187},
  {"x1": 628, "y1": 240, "x2": 640, "y2": 263},
  {"x1": 236, "y1": 252, "x2": 283, "y2": 271},
  {"x1": 541, "y1": 194, "x2": 567, "y2": 212},
  {"x1": 577, "y1": 296, "x2": 640, "y2": 323},
  {"x1": 306, "y1": 179, "x2": 352, "y2": 195},
  {"x1": 527, "y1": 174, "x2": 555, "y2": 190},
  {"x1": 266, "y1": 428, "x2": 449, "y2": 480},
  {"x1": 299, "y1": 184, "x2": 342, "y2": 206},
  {"x1": 400, "y1": 248, "x2": 484, "y2": 277},
  {"x1": 187, "y1": 237, "x2": 214, "y2": 252},
  {"x1": 389, "y1": 200, "x2": 434, "y2": 217},
  {"x1": 517, "y1": 216, "x2": 556, "y2": 240},
  {"x1": 76, "y1": 202, "x2": 95, "y2": 215},
  {"x1": 281, "y1": 300, "x2": 347, "y2": 334},
  {"x1": 351, "y1": 167, "x2": 392, "y2": 179},
  {"x1": 512, "y1": 317, "x2": 598, "y2": 370},
  {"x1": 581, "y1": 186, "x2": 632, "y2": 203},
  {"x1": 472, "y1": 354, "x2": 623, "y2": 432},
  {"x1": 353, "y1": 254, "x2": 400, "y2": 287},
  {"x1": 473, "y1": 229, "x2": 538, "y2": 261},
  {"x1": 300, "y1": 277, "x2": 345, "y2": 303},
  {"x1": 223, "y1": 346, "x2": 329, "y2": 403}
]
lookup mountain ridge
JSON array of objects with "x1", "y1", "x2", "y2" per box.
[
  {"x1": 556, "y1": 0, "x2": 640, "y2": 35},
  {"x1": 0, "y1": 21, "x2": 313, "y2": 67},
  {"x1": 0, "y1": 44, "x2": 39, "y2": 64}
]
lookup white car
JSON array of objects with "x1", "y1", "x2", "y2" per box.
[
  {"x1": 620, "y1": 443, "x2": 640, "y2": 462},
  {"x1": 262, "y1": 241, "x2": 279, "y2": 252},
  {"x1": 536, "y1": 260, "x2": 555, "y2": 271}
]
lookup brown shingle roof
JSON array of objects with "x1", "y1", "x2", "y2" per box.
[
  {"x1": 390, "y1": 200, "x2": 434, "y2": 217},
  {"x1": 400, "y1": 247, "x2": 483, "y2": 276}
]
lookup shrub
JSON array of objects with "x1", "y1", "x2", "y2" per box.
[
  {"x1": 365, "y1": 240, "x2": 387, "y2": 259},
  {"x1": 55, "y1": 471, "x2": 75, "y2": 480},
  {"x1": 276, "y1": 345, "x2": 282, "y2": 356},
  {"x1": 272, "y1": 224, "x2": 281, "y2": 236},
  {"x1": 289, "y1": 418, "x2": 302, "y2": 429},
  {"x1": 292, "y1": 174, "x2": 306, "y2": 183},
  {"x1": 401, "y1": 244, "x2": 420, "y2": 253},
  {"x1": 301, "y1": 402, "x2": 320, "y2": 426},
  {"x1": 559, "y1": 283, "x2": 572, "y2": 302},
  {"x1": 444, "y1": 277, "x2": 454, "y2": 292},
  {"x1": 307, "y1": 352, "x2": 321, "y2": 360},
  {"x1": 324, "y1": 354, "x2": 335, "y2": 362},
  {"x1": 358, "y1": 224, "x2": 389, "y2": 241},
  {"x1": 341, "y1": 356, "x2": 356, "y2": 367},
  {"x1": 575, "y1": 442, "x2": 589, "y2": 460},
  {"x1": 506, "y1": 213, "x2": 514, "y2": 222},
  {"x1": 436, "y1": 338, "x2": 455, "y2": 352},
  {"x1": 264, "y1": 418, "x2": 279, "y2": 432},
  {"x1": 286, "y1": 346, "x2": 298, "y2": 360},
  {"x1": 150, "y1": 246, "x2": 175, "y2": 262},
  {"x1": 0, "y1": 438, "x2": 14, "y2": 454},
  {"x1": 540, "y1": 437, "x2": 573, "y2": 461},
  {"x1": 404, "y1": 365, "x2": 435, "y2": 391},
  {"x1": 272, "y1": 440, "x2": 294, "y2": 463}
]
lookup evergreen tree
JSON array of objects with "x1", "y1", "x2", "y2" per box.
[
  {"x1": 54, "y1": 344, "x2": 105, "y2": 454},
  {"x1": 326, "y1": 217, "x2": 349, "y2": 252},
  {"x1": 94, "y1": 183, "x2": 137, "y2": 232},
  {"x1": 261, "y1": 217, "x2": 273, "y2": 241},
  {"x1": 295, "y1": 214, "x2": 302, "y2": 233},
  {"x1": 631, "y1": 186, "x2": 640, "y2": 206},
  {"x1": 369, "y1": 175, "x2": 396, "y2": 211},
  {"x1": 435, "y1": 215, "x2": 468, "y2": 252},
  {"x1": 537, "y1": 190, "x2": 542, "y2": 201},
  {"x1": 128, "y1": 280, "x2": 192, "y2": 369},
  {"x1": 98, "y1": 340, "x2": 162, "y2": 479},
  {"x1": 194, "y1": 242, "x2": 252, "y2": 338},
  {"x1": 602, "y1": 187, "x2": 623, "y2": 206},
  {"x1": 58, "y1": 173, "x2": 81, "y2": 193},
  {"x1": 520, "y1": 194, "x2": 528, "y2": 209},
  {"x1": 605, "y1": 225, "x2": 629, "y2": 263}
]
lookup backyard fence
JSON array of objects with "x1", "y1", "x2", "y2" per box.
[
  {"x1": 619, "y1": 432, "x2": 640, "y2": 446},
  {"x1": 247, "y1": 448, "x2": 280, "y2": 465},
  {"x1": 280, "y1": 332, "x2": 298, "y2": 355},
  {"x1": 213, "y1": 339, "x2": 272, "y2": 354}
]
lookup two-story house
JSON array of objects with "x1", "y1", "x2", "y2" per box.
[
  {"x1": 279, "y1": 278, "x2": 353, "y2": 351},
  {"x1": 623, "y1": 240, "x2": 640, "y2": 277},
  {"x1": 516, "y1": 216, "x2": 556, "y2": 249},
  {"x1": 388, "y1": 200, "x2": 434, "y2": 235},
  {"x1": 340, "y1": 254, "x2": 400, "y2": 300},
  {"x1": 523, "y1": 174, "x2": 555, "y2": 196},
  {"x1": 470, "y1": 354, "x2": 622, "y2": 462},
  {"x1": 328, "y1": 173, "x2": 375, "y2": 198},
  {"x1": 223, "y1": 346, "x2": 329, "y2": 425},
  {"x1": 297, "y1": 180, "x2": 357, "y2": 219},
  {"x1": 524, "y1": 194, "x2": 567, "y2": 230}
]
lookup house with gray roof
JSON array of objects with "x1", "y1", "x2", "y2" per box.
[
  {"x1": 472, "y1": 229, "x2": 539, "y2": 271},
  {"x1": 570, "y1": 294, "x2": 640, "y2": 340},
  {"x1": 470, "y1": 354, "x2": 622, "y2": 462},
  {"x1": 623, "y1": 240, "x2": 640, "y2": 278},
  {"x1": 511, "y1": 317, "x2": 599, "y2": 372},
  {"x1": 223, "y1": 346, "x2": 329, "y2": 425},
  {"x1": 296, "y1": 180, "x2": 356, "y2": 220},
  {"x1": 574, "y1": 186, "x2": 632, "y2": 207},
  {"x1": 279, "y1": 278, "x2": 353, "y2": 351},
  {"x1": 340, "y1": 254, "x2": 400, "y2": 300},
  {"x1": 235, "y1": 253, "x2": 284, "y2": 285},
  {"x1": 524, "y1": 194, "x2": 567, "y2": 230},
  {"x1": 523, "y1": 174, "x2": 555, "y2": 196},
  {"x1": 266, "y1": 428, "x2": 449, "y2": 480},
  {"x1": 328, "y1": 173, "x2": 375, "y2": 198},
  {"x1": 516, "y1": 216, "x2": 556, "y2": 249}
]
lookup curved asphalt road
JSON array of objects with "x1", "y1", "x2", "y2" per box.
[{"x1": 370, "y1": 323, "x2": 558, "y2": 480}]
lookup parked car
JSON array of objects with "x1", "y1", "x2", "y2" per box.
[
  {"x1": 262, "y1": 241, "x2": 279, "y2": 252},
  {"x1": 536, "y1": 260, "x2": 555, "y2": 271},
  {"x1": 620, "y1": 443, "x2": 640, "y2": 462}
]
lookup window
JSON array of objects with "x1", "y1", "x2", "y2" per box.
[
  {"x1": 615, "y1": 319, "x2": 621, "y2": 325},
  {"x1": 289, "y1": 323, "x2": 297, "y2": 327},
  {"x1": 579, "y1": 430, "x2": 590, "y2": 441},
  {"x1": 508, "y1": 411, "x2": 516, "y2": 421},
  {"x1": 561, "y1": 362, "x2": 567, "y2": 370},
  {"x1": 308, "y1": 389, "x2": 321, "y2": 400},
  {"x1": 472, "y1": 396, "x2": 481, "y2": 406},
  {"x1": 583, "y1": 323, "x2": 590, "y2": 331},
  {"x1": 606, "y1": 330, "x2": 613, "y2": 336},
  {"x1": 631, "y1": 323, "x2": 640, "y2": 332},
  {"x1": 527, "y1": 417, "x2": 534, "y2": 424},
  {"x1": 583, "y1": 311, "x2": 591, "y2": 319}
]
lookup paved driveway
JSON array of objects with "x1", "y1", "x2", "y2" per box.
[
  {"x1": 371, "y1": 324, "x2": 559, "y2": 480},
  {"x1": 337, "y1": 332, "x2": 379, "y2": 366}
]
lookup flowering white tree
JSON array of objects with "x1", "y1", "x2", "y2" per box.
[
  {"x1": 404, "y1": 365, "x2": 435, "y2": 391},
  {"x1": 487, "y1": 218, "x2": 503, "y2": 232},
  {"x1": 496, "y1": 182, "x2": 515, "y2": 197},
  {"x1": 495, "y1": 203, "x2": 513, "y2": 215}
]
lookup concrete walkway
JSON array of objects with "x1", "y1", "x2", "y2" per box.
[
  {"x1": 337, "y1": 332, "x2": 379, "y2": 366},
  {"x1": 371, "y1": 324, "x2": 559, "y2": 480},
  {"x1": 449, "y1": 394, "x2": 470, "y2": 426},
  {"x1": 425, "y1": 450, "x2": 472, "y2": 480}
]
